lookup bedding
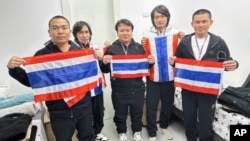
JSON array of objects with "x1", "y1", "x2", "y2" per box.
[
  {"x1": 0, "y1": 93, "x2": 33, "y2": 109},
  {"x1": 0, "y1": 102, "x2": 40, "y2": 117}
]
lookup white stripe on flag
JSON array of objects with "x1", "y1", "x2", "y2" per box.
[{"x1": 25, "y1": 55, "x2": 94, "y2": 73}]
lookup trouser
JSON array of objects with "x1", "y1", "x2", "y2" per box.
[
  {"x1": 182, "y1": 90, "x2": 217, "y2": 141},
  {"x1": 146, "y1": 79, "x2": 175, "y2": 137},
  {"x1": 50, "y1": 102, "x2": 95, "y2": 141},
  {"x1": 112, "y1": 89, "x2": 145, "y2": 134},
  {"x1": 91, "y1": 92, "x2": 104, "y2": 135}
]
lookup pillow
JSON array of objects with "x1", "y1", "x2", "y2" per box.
[
  {"x1": 0, "y1": 93, "x2": 34, "y2": 109},
  {"x1": 0, "y1": 85, "x2": 10, "y2": 98}
]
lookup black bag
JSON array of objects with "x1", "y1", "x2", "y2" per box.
[
  {"x1": 217, "y1": 86, "x2": 250, "y2": 117},
  {"x1": 0, "y1": 113, "x2": 32, "y2": 141}
]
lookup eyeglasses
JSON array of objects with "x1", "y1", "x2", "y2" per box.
[{"x1": 217, "y1": 51, "x2": 227, "y2": 62}]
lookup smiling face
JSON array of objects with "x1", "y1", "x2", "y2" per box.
[
  {"x1": 117, "y1": 23, "x2": 133, "y2": 46},
  {"x1": 48, "y1": 18, "x2": 71, "y2": 46},
  {"x1": 191, "y1": 12, "x2": 213, "y2": 38}
]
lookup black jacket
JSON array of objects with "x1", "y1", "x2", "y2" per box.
[
  {"x1": 8, "y1": 41, "x2": 91, "y2": 118},
  {"x1": 176, "y1": 32, "x2": 238, "y2": 64},
  {"x1": 101, "y1": 39, "x2": 146, "y2": 95}
]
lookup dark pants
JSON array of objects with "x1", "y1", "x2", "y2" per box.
[
  {"x1": 182, "y1": 90, "x2": 217, "y2": 141},
  {"x1": 112, "y1": 88, "x2": 145, "y2": 134},
  {"x1": 146, "y1": 79, "x2": 175, "y2": 137},
  {"x1": 50, "y1": 102, "x2": 95, "y2": 141},
  {"x1": 91, "y1": 92, "x2": 104, "y2": 135}
]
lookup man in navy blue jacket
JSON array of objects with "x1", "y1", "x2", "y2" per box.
[
  {"x1": 7, "y1": 15, "x2": 95, "y2": 141},
  {"x1": 169, "y1": 9, "x2": 238, "y2": 141}
]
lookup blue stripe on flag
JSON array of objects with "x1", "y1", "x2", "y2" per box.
[
  {"x1": 113, "y1": 62, "x2": 148, "y2": 71},
  {"x1": 27, "y1": 61, "x2": 98, "y2": 88},
  {"x1": 94, "y1": 84, "x2": 102, "y2": 95},
  {"x1": 155, "y1": 36, "x2": 169, "y2": 81},
  {"x1": 175, "y1": 68, "x2": 222, "y2": 84}
]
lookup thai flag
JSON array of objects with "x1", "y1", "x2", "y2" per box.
[
  {"x1": 90, "y1": 73, "x2": 106, "y2": 97},
  {"x1": 174, "y1": 58, "x2": 224, "y2": 95},
  {"x1": 64, "y1": 46, "x2": 108, "y2": 106},
  {"x1": 111, "y1": 55, "x2": 149, "y2": 78},
  {"x1": 145, "y1": 34, "x2": 179, "y2": 82},
  {"x1": 23, "y1": 49, "x2": 99, "y2": 106},
  {"x1": 64, "y1": 67, "x2": 106, "y2": 107}
]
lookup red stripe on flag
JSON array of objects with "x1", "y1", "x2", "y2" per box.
[
  {"x1": 24, "y1": 49, "x2": 94, "y2": 65},
  {"x1": 103, "y1": 46, "x2": 109, "y2": 54},
  {"x1": 172, "y1": 34, "x2": 179, "y2": 55},
  {"x1": 113, "y1": 73, "x2": 148, "y2": 78},
  {"x1": 149, "y1": 67, "x2": 155, "y2": 81},
  {"x1": 34, "y1": 81, "x2": 98, "y2": 102},
  {"x1": 102, "y1": 73, "x2": 107, "y2": 87},
  {"x1": 145, "y1": 38, "x2": 151, "y2": 55},
  {"x1": 65, "y1": 92, "x2": 88, "y2": 107},
  {"x1": 176, "y1": 58, "x2": 223, "y2": 68},
  {"x1": 174, "y1": 82, "x2": 219, "y2": 95}
]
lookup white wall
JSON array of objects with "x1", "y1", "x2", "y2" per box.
[
  {"x1": 0, "y1": 0, "x2": 62, "y2": 95},
  {"x1": 65, "y1": 0, "x2": 116, "y2": 47},
  {"x1": 117, "y1": 0, "x2": 250, "y2": 87}
]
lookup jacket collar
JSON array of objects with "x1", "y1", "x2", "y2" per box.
[{"x1": 182, "y1": 32, "x2": 221, "y2": 59}]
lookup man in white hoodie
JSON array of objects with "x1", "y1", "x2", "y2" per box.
[{"x1": 141, "y1": 5, "x2": 184, "y2": 141}]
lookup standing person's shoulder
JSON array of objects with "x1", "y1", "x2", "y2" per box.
[
  {"x1": 109, "y1": 40, "x2": 119, "y2": 48},
  {"x1": 131, "y1": 39, "x2": 145, "y2": 53},
  {"x1": 208, "y1": 32, "x2": 222, "y2": 40},
  {"x1": 207, "y1": 32, "x2": 227, "y2": 45},
  {"x1": 165, "y1": 25, "x2": 179, "y2": 34},
  {"x1": 177, "y1": 33, "x2": 193, "y2": 45},
  {"x1": 143, "y1": 26, "x2": 157, "y2": 37},
  {"x1": 182, "y1": 33, "x2": 194, "y2": 40},
  {"x1": 103, "y1": 40, "x2": 118, "y2": 54},
  {"x1": 69, "y1": 40, "x2": 81, "y2": 50},
  {"x1": 34, "y1": 41, "x2": 54, "y2": 56}
]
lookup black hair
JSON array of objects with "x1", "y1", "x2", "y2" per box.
[
  {"x1": 192, "y1": 9, "x2": 212, "y2": 21},
  {"x1": 150, "y1": 5, "x2": 171, "y2": 27},
  {"x1": 115, "y1": 19, "x2": 134, "y2": 32},
  {"x1": 48, "y1": 15, "x2": 70, "y2": 29},
  {"x1": 72, "y1": 21, "x2": 92, "y2": 43}
]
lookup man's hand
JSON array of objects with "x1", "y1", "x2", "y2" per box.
[
  {"x1": 223, "y1": 60, "x2": 237, "y2": 71},
  {"x1": 178, "y1": 31, "x2": 185, "y2": 39},
  {"x1": 94, "y1": 50, "x2": 103, "y2": 60},
  {"x1": 102, "y1": 55, "x2": 112, "y2": 65},
  {"x1": 7, "y1": 56, "x2": 25, "y2": 69},
  {"x1": 168, "y1": 56, "x2": 176, "y2": 65},
  {"x1": 148, "y1": 55, "x2": 155, "y2": 64}
]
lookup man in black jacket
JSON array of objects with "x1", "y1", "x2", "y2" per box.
[
  {"x1": 102, "y1": 19, "x2": 155, "y2": 141},
  {"x1": 169, "y1": 9, "x2": 238, "y2": 141},
  {"x1": 7, "y1": 15, "x2": 95, "y2": 141}
]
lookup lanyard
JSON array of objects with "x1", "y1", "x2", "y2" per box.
[
  {"x1": 121, "y1": 43, "x2": 128, "y2": 55},
  {"x1": 156, "y1": 29, "x2": 166, "y2": 36},
  {"x1": 195, "y1": 35, "x2": 208, "y2": 58}
]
